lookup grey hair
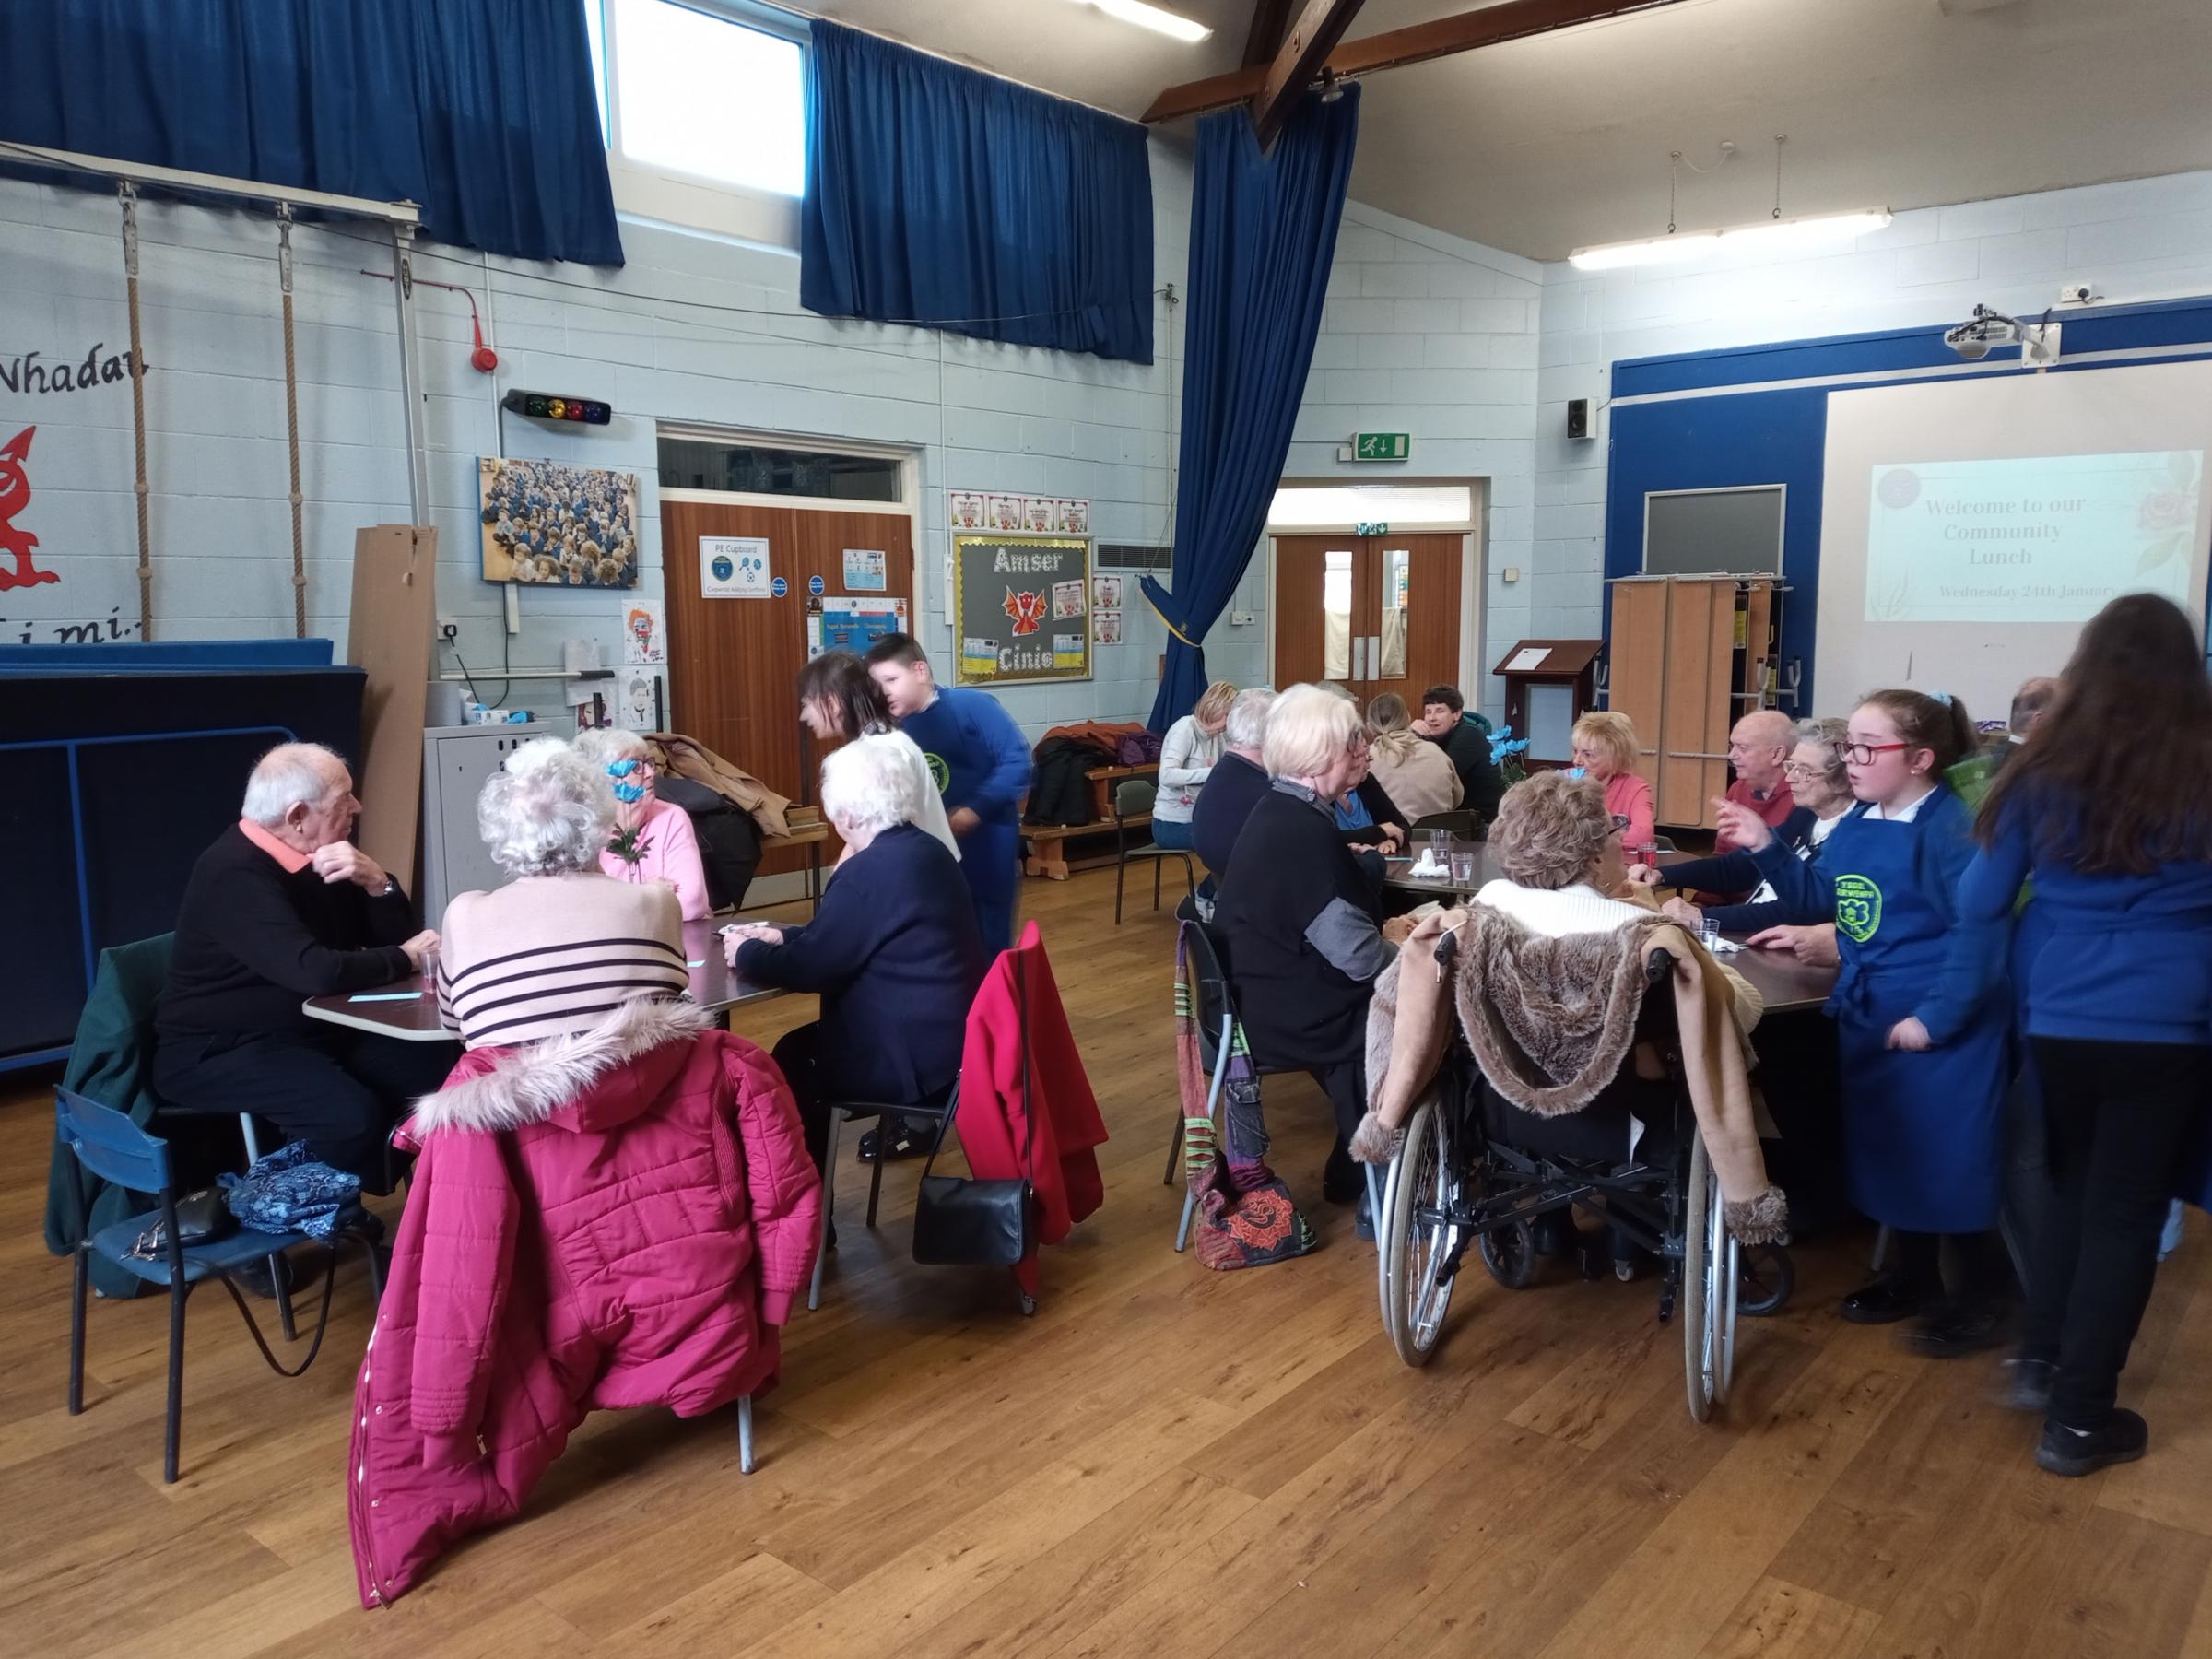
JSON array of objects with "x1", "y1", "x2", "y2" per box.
[
  {"x1": 573, "y1": 726, "x2": 649, "y2": 767},
  {"x1": 477, "y1": 738, "x2": 616, "y2": 878},
  {"x1": 819, "y1": 732, "x2": 926, "y2": 842},
  {"x1": 1224, "y1": 687, "x2": 1276, "y2": 750},
  {"x1": 1264, "y1": 683, "x2": 1362, "y2": 781},
  {"x1": 241, "y1": 742, "x2": 347, "y2": 827},
  {"x1": 1491, "y1": 771, "x2": 1616, "y2": 890},
  {"x1": 1793, "y1": 717, "x2": 1850, "y2": 789}
]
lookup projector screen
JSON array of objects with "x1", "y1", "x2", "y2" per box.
[{"x1": 1818, "y1": 362, "x2": 2212, "y2": 718}]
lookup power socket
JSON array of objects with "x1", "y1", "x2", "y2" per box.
[
  {"x1": 2057, "y1": 281, "x2": 2102, "y2": 306},
  {"x1": 435, "y1": 617, "x2": 459, "y2": 644}
]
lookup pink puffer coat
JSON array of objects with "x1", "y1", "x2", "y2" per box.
[{"x1": 348, "y1": 998, "x2": 821, "y2": 1607}]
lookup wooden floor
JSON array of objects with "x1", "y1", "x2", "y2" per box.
[{"x1": 6, "y1": 867, "x2": 2212, "y2": 1657}]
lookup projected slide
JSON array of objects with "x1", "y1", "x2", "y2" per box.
[{"x1": 1865, "y1": 450, "x2": 2202, "y2": 623}]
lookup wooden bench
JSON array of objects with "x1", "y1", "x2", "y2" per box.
[{"x1": 1022, "y1": 763, "x2": 1157, "y2": 881}]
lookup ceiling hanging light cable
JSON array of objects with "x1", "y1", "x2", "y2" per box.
[{"x1": 1571, "y1": 129, "x2": 1888, "y2": 270}]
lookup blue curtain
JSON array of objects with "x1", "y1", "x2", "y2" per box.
[
  {"x1": 1144, "y1": 88, "x2": 1360, "y2": 730},
  {"x1": 801, "y1": 20, "x2": 1153, "y2": 364},
  {"x1": 0, "y1": 0, "x2": 622, "y2": 266}
]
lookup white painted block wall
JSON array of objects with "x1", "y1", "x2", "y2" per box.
[{"x1": 1535, "y1": 169, "x2": 2212, "y2": 649}]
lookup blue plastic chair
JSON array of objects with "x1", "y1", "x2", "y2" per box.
[{"x1": 54, "y1": 1086, "x2": 382, "y2": 1483}]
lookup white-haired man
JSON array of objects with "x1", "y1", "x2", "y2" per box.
[{"x1": 154, "y1": 743, "x2": 451, "y2": 1190}]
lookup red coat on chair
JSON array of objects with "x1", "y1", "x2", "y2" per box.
[
  {"x1": 347, "y1": 999, "x2": 820, "y2": 1607},
  {"x1": 958, "y1": 921, "x2": 1108, "y2": 1293}
]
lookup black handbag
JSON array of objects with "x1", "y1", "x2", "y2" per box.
[
  {"x1": 911, "y1": 962, "x2": 1036, "y2": 1268},
  {"x1": 127, "y1": 1187, "x2": 236, "y2": 1259}
]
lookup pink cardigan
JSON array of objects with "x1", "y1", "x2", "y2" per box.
[
  {"x1": 1604, "y1": 770, "x2": 1657, "y2": 857},
  {"x1": 598, "y1": 794, "x2": 711, "y2": 920}
]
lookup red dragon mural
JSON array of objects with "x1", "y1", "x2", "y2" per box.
[
  {"x1": 1002, "y1": 586, "x2": 1045, "y2": 636},
  {"x1": 0, "y1": 427, "x2": 56, "y2": 591}
]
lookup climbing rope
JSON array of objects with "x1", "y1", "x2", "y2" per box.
[
  {"x1": 277, "y1": 204, "x2": 306, "y2": 637},
  {"x1": 120, "y1": 181, "x2": 152, "y2": 641}
]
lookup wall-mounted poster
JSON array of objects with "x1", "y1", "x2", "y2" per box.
[
  {"x1": 1093, "y1": 608, "x2": 1123, "y2": 645},
  {"x1": 959, "y1": 492, "x2": 1090, "y2": 538},
  {"x1": 700, "y1": 535, "x2": 770, "y2": 599},
  {"x1": 808, "y1": 595, "x2": 909, "y2": 659},
  {"x1": 953, "y1": 534, "x2": 1091, "y2": 685},
  {"x1": 478, "y1": 457, "x2": 640, "y2": 587},
  {"x1": 948, "y1": 490, "x2": 986, "y2": 531},
  {"x1": 841, "y1": 547, "x2": 887, "y2": 592},
  {"x1": 1091, "y1": 574, "x2": 1123, "y2": 610},
  {"x1": 622, "y1": 596, "x2": 665, "y2": 665}
]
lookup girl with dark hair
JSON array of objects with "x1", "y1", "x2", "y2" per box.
[
  {"x1": 1721, "y1": 688, "x2": 2011, "y2": 1356},
  {"x1": 794, "y1": 652, "x2": 957, "y2": 862},
  {"x1": 1961, "y1": 592, "x2": 2212, "y2": 1477}
]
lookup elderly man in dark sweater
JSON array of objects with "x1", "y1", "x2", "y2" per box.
[{"x1": 154, "y1": 743, "x2": 454, "y2": 1189}]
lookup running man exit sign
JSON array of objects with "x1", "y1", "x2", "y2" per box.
[{"x1": 1352, "y1": 431, "x2": 1410, "y2": 461}]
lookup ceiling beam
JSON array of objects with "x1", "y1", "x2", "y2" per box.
[
  {"x1": 1242, "y1": 0, "x2": 1298, "y2": 65},
  {"x1": 1143, "y1": 0, "x2": 1688, "y2": 125},
  {"x1": 1251, "y1": 0, "x2": 1368, "y2": 148}
]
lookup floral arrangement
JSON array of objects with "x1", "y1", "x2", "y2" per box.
[
  {"x1": 607, "y1": 823, "x2": 653, "y2": 868},
  {"x1": 1488, "y1": 724, "x2": 1531, "y2": 786}
]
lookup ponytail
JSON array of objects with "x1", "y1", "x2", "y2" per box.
[{"x1": 1862, "y1": 688, "x2": 1976, "y2": 775}]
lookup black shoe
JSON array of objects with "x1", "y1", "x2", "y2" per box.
[
  {"x1": 1322, "y1": 1139, "x2": 1361, "y2": 1206},
  {"x1": 1531, "y1": 1210, "x2": 1578, "y2": 1260},
  {"x1": 1354, "y1": 1190, "x2": 1375, "y2": 1242},
  {"x1": 1909, "y1": 1300, "x2": 2007, "y2": 1359},
  {"x1": 2036, "y1": 1408, "x2": 2148, "y2": 1477},
  {"x1": 857, "y1": 1118, "x2": 930, "y2": 1162},
  {"x1": 1840, "y1": 1275, "x2": 1928, "y2": 1325},
  {"x1": 1995, "y1": 1357, "x2": 2055, "y2": 1413}
]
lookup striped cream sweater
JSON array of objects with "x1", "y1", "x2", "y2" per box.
[{"x1": 437, "y1": 873, "x2": 687, "y2": 1049}]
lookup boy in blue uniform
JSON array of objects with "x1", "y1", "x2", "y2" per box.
[{"x1": 865, "y1": 633, "x2": 1031, "y2": 956}]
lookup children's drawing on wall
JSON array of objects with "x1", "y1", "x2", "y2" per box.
[
  {"x1": 478, "y1": 457, "x2": 640, "y2": 588},
  {"x1": 616, "y1": 670, "x2": 663, "y2": 731},
  {"x1": 624, "y1": 597, "x2": 666, "y2": 665},
  {"x1": 0, "y1": 427, "x2": 57, "y2": 591}
]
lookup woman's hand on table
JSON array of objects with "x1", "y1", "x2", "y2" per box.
[
  {"x1": 1745, "y1": 922, "x2": 1840, "y2": 969},
  {"x1": 1711, "y1": 797, "x2": 1773, "y2": 853},
  {"x1": 399, "y1": 930, "x2": 440, "y2": 971},
  {"x1": 721, "y1": 923, "x2": 782, "y2": 963}
]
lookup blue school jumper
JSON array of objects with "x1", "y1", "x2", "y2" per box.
[
  {"x1": 1753, "y1": 785, "x2": 2009, "y2": 1232},
  {"x1": 897, "y1": 687, "x2": 1031, "y2": 955}
]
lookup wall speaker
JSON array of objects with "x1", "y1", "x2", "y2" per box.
[{"x1": 1567, "y1": 398, "x2": 1593, "y2": 441}]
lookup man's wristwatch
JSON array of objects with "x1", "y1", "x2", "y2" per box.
[{"x1": 371, "y1": 876, "x2": 398, "y2": 897}]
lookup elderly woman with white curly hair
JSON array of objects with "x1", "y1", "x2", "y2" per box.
[
  {"x1": 436, "y1": 738, "x2": 688, "y2": 1049},
  {"x1": 572, "y1": 726, "x2": 712, "y2": 921},
  {"x1": 725, "y1": 733, "x2": 987, "y2": 1171}
]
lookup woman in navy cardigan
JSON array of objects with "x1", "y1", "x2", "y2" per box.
[{"x1": 725, "y1": 735, "x2": 987, "y2": 1171}]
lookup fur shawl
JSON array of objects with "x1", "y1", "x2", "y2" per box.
[{"x1": 409, "y1": 996, "x2": 715, "y2": 1135}]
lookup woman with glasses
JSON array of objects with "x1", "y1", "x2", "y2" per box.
[
  {"x1": 1719, "y1": 689, "x2": 2011, "y2": 1360},
  {"x1": 1633, "y1": 717, "x2": 1853, "y2": 934},
  {"x1": 1959, "y1": 594, "x2": 2212, "y2": 1477},
  {"x1": 573, "y1": 727, "x2": 712, "y2": 921}
]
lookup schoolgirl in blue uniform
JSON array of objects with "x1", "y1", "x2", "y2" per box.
[
  {"x1": 1960, "y1": 594, "x2": 2212, "y2": 1477},
  {"x1": 1729, "y1": 688, "x2": 2012, "y2": 1356}
]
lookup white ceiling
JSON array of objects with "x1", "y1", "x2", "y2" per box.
[{"x1": 810, "y1": 0, "x2": 2212, "y2": 262}]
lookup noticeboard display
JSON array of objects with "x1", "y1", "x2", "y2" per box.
[{"x1": 951, "y1": 534, "x2": 1091, "y2": 685}]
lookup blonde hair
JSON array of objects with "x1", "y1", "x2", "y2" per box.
[
  {"x1": 1263, "y1": 683, "x2": 1363, "y2": 782},
  {"x1": 1571, "y1": 710, "x2": 1639, "y2": 775},
  {"x1": 1366, "y1": 692, "x2": 1413, "y2": 736},
  {"x1": 1194, "y1": 680, "x2": 1239, "y2": 728},
  {"x1": 1491, "y1": 771, "x2": 1617, "y2": 890}
]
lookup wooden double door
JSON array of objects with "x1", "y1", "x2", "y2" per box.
[
  {"x1": 661, "y1": 497, "x2": 913, "y2": 877},
  {"x1": 1273, "y1": 532, "x2": 1463, "y2": 706}
]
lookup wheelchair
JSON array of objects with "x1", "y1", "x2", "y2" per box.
[{"x1": 1373, "y1": 947, "x2": 1794, "y2": 1422}]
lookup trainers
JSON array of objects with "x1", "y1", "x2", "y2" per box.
[
  {"x1": 1995, "y1": 1357, "x2": 2055, "y2": 1413},
  {"x1": 1909, "y1": 1300, "x2": 2008, "y2": 1359},
  {"x1": 2035, "y1": 1408, "x2": 2148, "y2": 1477},
  {"x1": 1840, "y1": 1275, "x2": 1927, "y2": 1325}
]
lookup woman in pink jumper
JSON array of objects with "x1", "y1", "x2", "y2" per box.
[
  {"x1": 1571, "y1": 710, "x2": 1657, "y2": 865},
  {"x1": 574, "y1": 727, "x2": 712, "y2": 920}
]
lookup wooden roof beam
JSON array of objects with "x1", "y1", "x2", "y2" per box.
[
  {"x1": 1251, "y1": 0, "x2": 1368, "y2": 147},
  {"x1": 1142, "y1": 0, "x2": 1690, "y2": 125}
]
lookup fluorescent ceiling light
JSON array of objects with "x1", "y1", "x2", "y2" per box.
[
  {"x1": 1082, "y1": 0, "x2": 1213, "y2": 43},
  {"x1": 1570, "y1": 208, "x2": 1892, "y2": 272}
]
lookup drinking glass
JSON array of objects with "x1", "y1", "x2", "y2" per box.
[{"x1": 1450, "y1": 849, "x2": 1477, "y2": 886}]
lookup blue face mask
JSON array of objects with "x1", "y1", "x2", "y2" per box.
[
  {"x1": 606, "y1": 758, "x2": 646, "y2": 804},
  {"x1": 1563, "y1": 766, "x2": 1586, "y2": 781}
]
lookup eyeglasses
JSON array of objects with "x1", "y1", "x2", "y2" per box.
[
  {"x1": 1782, "y1": 761, "x2": 1826, "y2": 780},
  {"x1": 1840, "y1": 741, "x2": 1910, "y2": 766},
  {"x1": 1610, "y1": 814, "x2": 1630, "y2": 834}
]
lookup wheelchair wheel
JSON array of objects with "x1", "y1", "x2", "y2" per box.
[
  {"x1": 1681, "y1": 1134, "x2": 1738, "y2": 1422},
  {"x1": 1735, "y1": 1243, "x2": 1794, "y2": 1317},
  {"x1": 1379, "y1": 1094, "x2": 1460, "y2": 1367},
  {"x1": 1477, "y1": 1221, "x2": 1536, "y2": 1289}
]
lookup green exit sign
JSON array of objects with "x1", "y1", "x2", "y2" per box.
[{"x1": 1353, "y1": 431, "x2": 1410, "y2": 461}]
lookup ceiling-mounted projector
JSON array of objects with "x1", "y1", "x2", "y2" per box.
[{"x1": 1944, "y1": 303, "x2": 2059, "y2": 365}]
